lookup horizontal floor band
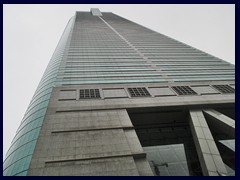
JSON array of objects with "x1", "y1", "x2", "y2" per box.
[
  {"x1": 55, "y1": 100, "x2": 235, "y2": 113},
  {"x1": 104, "y1": 96, "x2": 129, "y2": 99},
  {"x1": 154, "y1": 95, "x2": 176, "y2": 97},
  {"x1": 56, "y1": 108, "x2": 127, "y2": 113},
  {"x1": 51, "y1": 126, "x2": 134, "y2": 133},
  {"x1": 200, "y1": 93, "x2": 221, "y2": 95},
  {"x1": 58, "y1": 99, "x2": 76, "y2": 101},
  {"x1": 45, "y1": 152, "x2": 146, "y2": 164}
]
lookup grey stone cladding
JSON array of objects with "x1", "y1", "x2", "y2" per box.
[{"x1": 25, "y1": 9, "x2": 236, "y2": 176}]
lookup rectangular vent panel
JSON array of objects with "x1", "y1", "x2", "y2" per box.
[
  {"x1": 212, "y1": 85, "x2": 235, "y2": 94},
  {"x1": 79, "y1": 89, "x2": 101, "y2": 99},
  {"x1": 172, "y1": 86, "x2": 197, "y2": 95},
  {"x1": 128, "y1": 87, "x2": 151, "y2": 97}
]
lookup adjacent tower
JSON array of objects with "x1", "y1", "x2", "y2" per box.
[{"x1": 4, "y1": 9, "x2": 235, "y2": 176}]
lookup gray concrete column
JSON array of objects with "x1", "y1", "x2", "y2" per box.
[
  {"x1": 203, "y1": 109, "x2": 235, "y2": 138},
  {"x1": 189, "y1": 110, "x2": 228, "y2": 176}
]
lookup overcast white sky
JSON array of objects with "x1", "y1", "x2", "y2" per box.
[{"x1": 3, "y1": 4, "x2": 235, "y2": 158}]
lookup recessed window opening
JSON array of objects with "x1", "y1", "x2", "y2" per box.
[{"x1": 128, "y1": 109, "x2": 203, "y2": 176}]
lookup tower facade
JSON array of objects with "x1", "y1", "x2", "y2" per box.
[{"x1": 4, "y1": 9, "x2": 235, "y2": 176}]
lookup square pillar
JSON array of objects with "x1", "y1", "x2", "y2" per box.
[{"x1": 189, "y1": 110, "x2": 227, "y2": 176}]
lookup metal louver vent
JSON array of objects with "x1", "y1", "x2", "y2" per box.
[
  {"x1": 171, "y1": 86, "x2": 197, "y2": 95},
  {"x1": 212, "y1": 85, "x2": 235, "y2": 94},
  {"x1": 79, "y1": 89, "x2": 101, "y2": 99},
  {"x1": 127, "y1": 87, "x2": 151, "y2": 97}
]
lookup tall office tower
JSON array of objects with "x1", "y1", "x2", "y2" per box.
[{"x1": 4, "y1": 9, "x2": 235, "y2": 176}]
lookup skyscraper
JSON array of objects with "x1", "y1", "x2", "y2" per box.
[{"x1": 3, "y1": 8, "x2": 235, "y2": 176}]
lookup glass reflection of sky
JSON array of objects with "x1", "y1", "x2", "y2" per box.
[
  {"x1": 219, "y1": 139, "x2": 235, "y2": 151},
  {"x1": 143, "y1": 144, "x2": 190, "y2": 176}
]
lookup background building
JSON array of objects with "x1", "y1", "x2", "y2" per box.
[{"x1": 3, "y1": 9, "x2": 235, "y2": 176}]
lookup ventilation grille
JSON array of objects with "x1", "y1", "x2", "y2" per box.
[
  {"x1": 212, "y1": 85, "x2": 235, "y2": 94},
  {"x1": 79, "y1": 89, "x2": 101, "y2": 99},
  {"x1": 172, "y1": 86, "x2": 197, "y2": 95},
  {"x1": 128, "y1": 87, "x2": 151, "y2": 97}
]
